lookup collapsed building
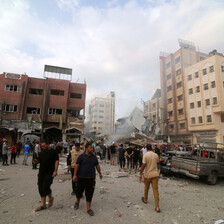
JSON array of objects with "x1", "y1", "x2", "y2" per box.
[{"x1": 0, "y1": 65, "x2": 86, "y2": 145}]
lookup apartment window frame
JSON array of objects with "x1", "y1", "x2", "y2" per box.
[
  {"x1": 204, "y1": 83, "x2": 209, "y2": 90},
  {"x1": 168, "y1": 111, "x2": 173, "y2": 117},
  {"x1": 177, "y1": 81, "x2": 182, "y2": 88},
  {"x1": 3, "y1": 104, "x2": 18, "y2": 113},
  {"x1": 197, "y1": 101, "x2": 201, "y2": 108},
  {"x1": 178, "y1": 109, "x2": 184, "y2": 115},
  {"x1": 166, "y1": 62, "x2": 170, "y2": 69},
  {"x1": 211, "y1": 81, "x2": 216, "y2": 88},
  {"x1": 188, "y1": 74, "x2": 192, "y2": 81},
  {"x1": 5, "y1": 84, "x2": 22, "y2": 92},
  {"x1": 209, "y1": 66, "x2": 214, "y2": 73},
  {"x1": 206, "y1": 115, "x2": 212, "y2": 123},
  {"x1": 198, "y1": 116, "x2": 203, "y2": 123},
  {"x1": 195, "y1": 72, "x2": 199, "y2": 78},
  {"x1": 189, "y1": 88, "x2": 193, "y2": 95},
  {"x1": 190, "y1": 102, "x2": 194, "y2": 109},
  {"x1": 177, "y1": 95, "x2": 183, "y2": 101},
  {"x1": 176, "y1": 69, "x2": 181, "y2": 76},
  {"x1": 221, "y1": 65, "x2": 224, "y2": 72},
  {"x1": 26, "y1": 107, "x2": 41, "y2": 114},
  {"x1": 213, "y1": 97, "x2": 218, "y2": 105},
  {"x1": 180, "y1": 122, "x2": 185, "y2": 129},
  {"x1": 196, "y1": 86, "x2": 200, "y2": 93},
  {"x1": 50, "y1": 89, "x2": 64, "y2": 96},
  {"x1": 205, "y1": 99, "x2": 210, "y2": 106},
  {"x1": 70, "y1": 93, "x2": 82, "y2": 99},
  {"x1": 191, "y1": 117, "x2": 196, "y2": 124},
  {"x1": 167, "y1": 85, "x2": 172, "y2": 92},
  {"x1": 175, "y1": 56, "x2": 180, "y2": 64},
  {"x1": 48, "y1": 108, "x2": 62, "y2": 115},
  {"x1": 29, "y1": 88, "x2": 43, "y2": 95},
  {"x1": 168, "y1": 98, "x2": 172, "y2": 104},
  {"x1": 221, "y1": 114, "x2": 224, "y2": 122},
  {"x1": 202, "y1": 68, "x2": 207, "y2": 75}
]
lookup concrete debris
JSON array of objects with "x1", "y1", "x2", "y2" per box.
[{"x1": 214, "y1": 220, "x2": 224, "y2": 224}]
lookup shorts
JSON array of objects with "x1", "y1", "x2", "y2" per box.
[
  {"x1": 76, "y1": 178, "x2": 95, "y2": 202},
  {"x1": 38, "y1": 173, "x2": 53, "y2": 197},
  {"x1": 110, "y1": 153, "x2": 115, "y2": 158}
]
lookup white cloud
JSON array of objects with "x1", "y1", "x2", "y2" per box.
[{"x1": 0, "y1": 0, "x2": 224, "y2": 118}]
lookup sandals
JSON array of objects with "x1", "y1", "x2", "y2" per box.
[
  {"x1": 155, "y1": 208, "x2": 160, "y2": 213},
  {"x1": 87, "y1": 209, "x2": 94, "y2": 216},
  {"x1": 48, "y1": 197, "x2": 54, "y2": 207},
  {"x1": 35, "y1": 206, "x2": 46, "y2": 212},
  {"x1": 74, "y1": 202, "x2": 79, "y2": 210},
  {"x1": 141, "y1": 197, "x2": 147, "y2": 204}
]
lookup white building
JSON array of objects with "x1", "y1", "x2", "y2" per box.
[{"x1": 89, "y1": 92, "x2": 115, "y2": 135}]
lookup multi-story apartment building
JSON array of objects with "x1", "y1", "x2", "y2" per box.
[
  {"x1": 185, "y1": 51, "x2": 224, "y2": 144},
  {"x1": 0, "y1": 68, "x2": 86, "y2": 144},
  {"x1": 160, "y1": 40, "x2": 208, "y2": 144},
  {"x1": 143, "y1": 89, "x2": 165, "y2": 139},
  {"x1": 89, "y1": 92, "x2": 115, "y2": 135}
]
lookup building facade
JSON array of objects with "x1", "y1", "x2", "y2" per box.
[
  {"x1": 0, "y1": 72, "x2": 86, "y2": 144},
  {"x1": 185, "y1": 52, "x2": 224, "y2": 145},
  {"x1": 160, "y1": 40, "x2": 208, "y2": 144},
  {"x1": 143, "y1": 89, "x2": 165, "y2": 139},
  {"x1": 89, "y1": 92, "x2": 115, "y2": 135}
]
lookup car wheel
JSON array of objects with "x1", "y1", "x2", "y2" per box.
[{"x1": 207, "y1": 171, "x2": 218, "y2": 185}]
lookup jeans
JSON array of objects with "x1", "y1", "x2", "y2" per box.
[
  {"x1": 119, "y1": 157, "x2": 125, "y2": 169},
  {"x1": 144, "y1": 176, "x2": 159, "y2": 208},
  {"x1": 2, "y1": 154, "x2": 8, "y2": 165},
  {"x1": 11, "y1": 153, "x2": 16, "y2": 164},
  {"x1": 23, "y1": 153, "x2": 29, "y2": 164}
]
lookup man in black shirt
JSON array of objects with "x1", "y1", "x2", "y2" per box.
[
  {"x1": 73, "y1": 142, "x2": 102, "y2": 216},
  {"x1": 133, "y1": 145, "x2": 140, "y2": 170},
  {"x1": 109, "y1": 143, "x2": 116, "y2": 165},
  {"x1": 126, "y1": 144, "x2": 133, "y2": 170},
  {"x1": 118, "y1": 144, "x2": 125, "y2": 170},
  {"x1": 35, "y1": 142, "x2": 59, "y2": 212}
]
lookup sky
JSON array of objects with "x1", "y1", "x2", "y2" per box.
[{"x1": 0, "y1": 0, "x2": 224, "y2": 119}]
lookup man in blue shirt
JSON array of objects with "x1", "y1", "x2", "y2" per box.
[
  {"x1": 73, "y1": 142, "x2": 103, "y2": 216},
  {"x1": 23, "y1": 142, "x2": 30, "y2": 165}
]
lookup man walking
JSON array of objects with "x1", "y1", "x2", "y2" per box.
[
  {"x1": 139, "y1": 144, "x2": 160, "y2": 213},
  {"x1": 73, "y1": 142, "x2": 102, "y2": 216},
  {"x1": 67, "y1": 143, "x2": 83, "y2": 195},
  {"x1": 23, "y1": 142, "x2": 30, "y2": 165},
  {"x1": 126, "y1": 144, "x2": 133, "y2": 170},
  {"x1": 35, "y1": 142, "x2": 59, "y2": 212},
  {"x1": 2, "y1": 139, "x2": 9, "y2": 166},
  {"x1": 32, "y1": 141, "x2": 41, "y2": 169}
]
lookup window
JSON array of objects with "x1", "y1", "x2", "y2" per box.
[
  {"x1": 205, "y1": 99, "x2": 210, "y2": 106},
  {"x1": 168, "y1": 98, "x2": 172, "y2": 104},
  {"x1": 70, "y1": 93, "x2": 82, "y2": 99},
  {"x1": 50, "y1": 89, "x2": 64, "y2": 96},
  {"x1": 3, "y1": 104, "x2": 17, "y2": 112},
  {"x1": 152, "y1": 103, "x2": 156, "y2": 110},
  {"x1": 221, "y1": 114, "x2": 224, "y2": 122},
  {"x1": 29, "y1": 88, "x2": 43, "y2": 95},
  {"x1": 200, "y1": 56, "x2": 206, "y2": 61},
  {"x1": 5, "y1": 84, "x2": 22, "y2": 92},
  {"x1": 26, "y1": 107, "x2": 40, "y2": 114},
  {"x1": 221, "y1": 65, "x2": 224, "y2": 72},
  {"x1": 176, "y1": 69, "x2": 181, "y2": 76},
  {"x1": 167, "y1": 73, "x2": 171, "y2": 80},
  {"x1": 99, "y1": 110, "x2": 104, "y2": 113},
  {"x1": 99, "y1": 116, "x2": 104, "y2": 118},
  {"x1": 169, "y1": 124, "x2": 174, "y2": 130},
  {"x1": 197, "y1": 101, "x2": 201, "y2": 107},
  {"x1": 99, "y1": 104, "x2": 104, "y2": 107},
  {"x1": 195, "y1": 72, "x2": 199, "y2": 78},
  {"x1": 196, "y1": 86, "x2": 200, "y2": 93},
  {"x1": 177, "y1": 81, "x2": 182, "y2": 88},
  {"x1": 209, "y1": 66, "x2": 214, "y2": 73},
  {"x1": 166, "y1": 62, "x2": 170, "y2": 69},
  {"x1": 211, "y1": 81, "x2": 216, "y2": 88},
  {"x1": 198, "y1": 116, "x2": 203, "y2": 123},
  {"x1": 177, "y1": 95, "x2": 183, "y2": 101},
  {"x1": 168, "y1": 111, "x2": 173, "y2": 117},
  {"x1": 98, "y1": 121, "x2": 104, "y2": 124},
  {"x1": 180, "y1": 123, "x2": 185, "y2": 129},
  {"x1": 191, "y1": 117, "x2": 196, "y2": 124},
  {"x1": 204, "y1": 83, "x2": 208, "y2": 90},
  {"x1": 153, "y1": 115, "x2": 156, "y2": 120},
  {"x1": 207, "y1": 115, "x2": 212, "y2": 122},
  {"x1": 48, "y1": 108, "x2": 62, "y2": 115},
  {"x1": 175, "y1": 56, "x2": 180, "y2": 64},
  {"x1": 178, "y1": 109, "x2": 183, "y2": 115},
  {"x1": 190, "y1": 103, "x2": 194, "y2": 109},
  {"x1": 189, "y1": 88, "x2": 193, "y2": 94},
  {"x1": 213, "y1": 97, "x2": 218, "y2": 105},
  {"x1": 167, "y1": 85, "x2": 172, "y2": 92},
  {"x1": 202, "y1": 68, "x2": 207, "y2": 75},
  {"x1": 188, "y1": 74, "x2": 192, "y2": 81}
]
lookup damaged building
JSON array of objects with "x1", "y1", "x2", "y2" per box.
[{"x1": 0, "y1": 65, "x2": 86, "y2": 145}]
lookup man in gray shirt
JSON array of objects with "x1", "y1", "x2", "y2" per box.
[{"x1": 2, "y1": 139, "x2": 9, "y2": 166}]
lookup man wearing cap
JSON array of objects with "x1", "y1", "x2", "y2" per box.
[
  {"x1": 2, "y1": 139, "x2": 9, "y2": 166},
  {"x1": 67, "y1": 143, "x2": 84, "y2": 195}
]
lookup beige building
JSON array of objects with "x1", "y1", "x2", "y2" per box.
[
  {"x1": 160, "y1": 40, "x2": 208, "y2": 144},
  {"x1": 89, "y1": 92, "x2": 115, "y2": 135},
  {"x1": 185, "y1": 51, "x2": 224, "y2": 145},
  {"x1": 144, "y1": 89, "x2": 165, "y2": 138}
]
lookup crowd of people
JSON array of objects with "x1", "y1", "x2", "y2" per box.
[{"x1": 1, "y1": 137, "x2": 162, "y2": 215}]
